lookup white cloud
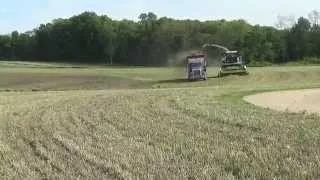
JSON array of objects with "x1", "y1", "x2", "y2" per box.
[{"x1": 1, "y1": 8, "x2": 6, "y2": 13}]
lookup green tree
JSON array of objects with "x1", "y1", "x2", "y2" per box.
[
  {"x1": 1, "y1": 10, "x2": 320, "y2": 66},
  {"x1": 287, "y1": 17, "x2": 311, "y2": 60}
]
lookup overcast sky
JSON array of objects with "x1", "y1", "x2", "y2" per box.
[{"x1": 0, "y1": 0, "x2": 319, "y2": 34}]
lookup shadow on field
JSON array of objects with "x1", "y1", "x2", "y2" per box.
[
  {"x1": 156, "y1": 76, "x2": 220, "y2": 84},
  {"x1": 29, "y1": 66, "x2": 85, "y2": 69},
  {"x1": 208, "y1": 76, "x2": 219, "y2": 79},
  {"x1": 156, "y1": 78, "x2": 190, "y2": 84}
]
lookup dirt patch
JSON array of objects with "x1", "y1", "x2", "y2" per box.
[{"x1": 244, "y1": 88, "x2": 320, "y2": 114}]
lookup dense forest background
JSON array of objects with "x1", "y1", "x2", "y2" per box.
[{"x1": 1, "y1": 10, "x2": 320, "y2": 66}]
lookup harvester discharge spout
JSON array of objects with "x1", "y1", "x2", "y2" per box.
[{"x1": 202, "y1": 44, "x2": 229, "y2": 52}]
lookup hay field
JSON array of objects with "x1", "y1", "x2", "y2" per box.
[{"x1": 1, "y1": 63, "x2": 320, "y2": 179}]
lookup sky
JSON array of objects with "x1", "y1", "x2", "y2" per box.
[{"x1": 0, "y1": 0, "x2": 319, "y2": 34}]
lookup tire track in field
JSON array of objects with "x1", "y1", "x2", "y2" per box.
[
  {"x1": 52, "y1": 134, "x2": 128, "y2": 180},
  {"x1": 0, "y1": 92, "x2": 132, "y2": 179}
]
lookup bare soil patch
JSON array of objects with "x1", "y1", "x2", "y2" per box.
[{"x1": 244, "y1": 88, "x2": 320, "y2": 114}]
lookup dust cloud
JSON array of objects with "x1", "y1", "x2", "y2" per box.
[
  {"x1": 167, "y1": 49, "x2": 200, "y2": 67},
  {"x1": 166, "y1": 49, "x2": 200, "y2": 79}
]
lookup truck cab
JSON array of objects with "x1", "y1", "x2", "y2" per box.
[{"x1": 186, "y1": 54, "x2": 208, "y2": 81}]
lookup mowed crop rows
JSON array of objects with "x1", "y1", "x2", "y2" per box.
[{"x1": 1, "y1": 64, "x2": 320, "y2": 179}]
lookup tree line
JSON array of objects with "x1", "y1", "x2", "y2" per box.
[{"x1": 1, "y1": 10, "x2": 320, "y2": 66}]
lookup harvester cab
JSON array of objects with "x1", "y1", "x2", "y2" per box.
[
  {"x1": 186, "y1": 53, "x2": 208, "y2": 81},
  {"x1": 218, "y1": 50, "x2": 248, "y2": 77}
]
